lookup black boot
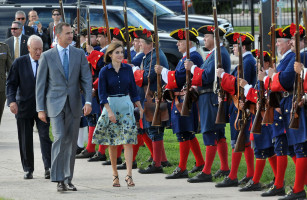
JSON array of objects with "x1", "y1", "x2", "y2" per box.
[
  {"x1": 188, "y1": 165, "x2": 204, "y2": 174},
  {"x1": 187, "y1": 172, "x2": 212, "y2": 183},
  {"x1": 239, "y1": 180, "x2": 262, "y2": 192},
  {"x1": 138, "y1": 162, "x2": 163, "y2": 174},
  {"x1": 215, "y1": 176, "x2": 238, "y2": 187},
  {"x1": 261, "y1": 185, "x2": 285, "y2": 197}
]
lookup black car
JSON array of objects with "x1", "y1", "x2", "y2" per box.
[{"x1": 0, "y1": 4, "x2": 205, "y2": 69}]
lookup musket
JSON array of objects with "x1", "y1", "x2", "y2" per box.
[
  {"x1": 213, "y1": 0, "x2": 226, "y2": 124},
  {"x1": 75, "y1": 0, "x2": 81, "y2": 48},
  {"x1": 180, "y1": 0, "x2": 192, "y2": 116},
  {"x1": 234, "y1": 37, "x2": 247, "y2": 153},
  {"x1": 102, "y1": 0, "x2": 111, "y2": 44},
  {"x1": 289, "y1": 0, "x2": 303, "y2": 129},
  {"x1": 262, "y1": 0, "x2": 277, "y2": 125},
  {"x1": 59, "y1": 0, "x2": 66, "y2": 23},
  {"x1": 86, "y1": 6, "x2": 91, "y2": 47},
  {"x1": 251, "y1": 11, "x2": 265, "y2": 134},
  {"x1": 123, "y1": 1, "x2": 131, "y2": 63},
  {"x1": 151, "y1": 5, "x2": 163, "y2": 126}
]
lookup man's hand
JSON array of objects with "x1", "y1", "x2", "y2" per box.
[
  {"x1": 86, "y1": 45, "x2": 94, "y2": 54},
  {"x1": 217, "y1": 68, "x2": 225, "y2": 78},
  {"x1": 37, "y1": 22, "x2": 42, "y2": 33},
  {"x1": 83, "y1": 104, "x2": 92, "y2": 116},
  {"x1": 239, "y1": 78, "x2": 248, "y2": 88},
  {"x1": 258, "y1": 70, "x2": 266, "y2": 81},
  {"x1": 184, "y1": 60, "x2": 194, "y2": 71},
  {"x1": 155, "y1": 65, "x2": 163, "y2": 74},
  {"x1": 268, "y1": 67, "x2": 276, "y2": 79},
  {"x1": 294, "y1": 62, "x2": 304, "y2": 75},
  {"x1": 38, "y1": 111, "x2": 48, "y2": 123},
  {"x1": 9, "y1": 102, "x2": 18, "y2": 114},
  {"x1": 92, "y1": 88, "x2": 96, "y2": 97}
]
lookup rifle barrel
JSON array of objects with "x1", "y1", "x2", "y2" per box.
[{"x1": 102, "y1": 0, "x2": 111, "y2": 44}]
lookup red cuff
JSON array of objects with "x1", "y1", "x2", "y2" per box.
[
  {"x1": 93, "y1": 78, "x2": 99, "y2": 90},
  {"x1": 191, "y1": 67, "x2": 204, "y2": 86},
  {"x1": 264, "y1": 77, "x2": 270, "y2": 90},
  {"x1": 122, "y1": 59, "x2": 128, "y2": 64},
  {"x1": 250, "y1": 132, "x2": 254, "y2": 141},
  {"x1": 134, "y1": 70, "x2": 145, "y2": 87},
  {"x1": 165, "y1": 71, "x2": 178, "y2": 89},
  {"x1": 221, "y1": 73, "x2": 236, "y2": 95},
  {"x1": 271, "y1": 72, "x2": 286, "y2": 92},
  {"x1": 246, "y1": 87, "x2": 258, "y2": 103},
  {"x1": 87, "y1": 50, "x2": 104, "y2": 70},
  {"x1": 304, "y1": 73, "x2": 307, "y2": 93}
]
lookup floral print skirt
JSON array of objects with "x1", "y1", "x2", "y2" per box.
[{"x1": 92, "y1": 95, "x2": 138, "y2": 145}]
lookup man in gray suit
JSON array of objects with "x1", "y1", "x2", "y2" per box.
[{"x1": 36, "y1": 22, "x2": 92, "y2": 192}]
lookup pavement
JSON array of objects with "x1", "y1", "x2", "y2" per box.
[{"x1": 0, "y1": 105, "x2": 279, "y2": 200}]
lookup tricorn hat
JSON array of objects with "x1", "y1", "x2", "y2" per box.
[{"x1": 170, "y1": 28, "x2": 199, "y2": 44}]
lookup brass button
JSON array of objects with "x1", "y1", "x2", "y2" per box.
[
  {"x1": 275, "y1": 123, "x2": 278, "y2": 126},
  {"x1": 285, "y1": 109, "x2": 288, "y2": 113},
  {"x1": 279, "y1": 116, "x2": 282, "y2": 120}
]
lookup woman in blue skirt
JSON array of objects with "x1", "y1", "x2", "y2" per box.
[{"x1": 92, "y1": 42, "x2": 143, "y2": 187}]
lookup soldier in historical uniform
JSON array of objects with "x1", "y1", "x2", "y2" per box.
[
  {"x1": 133, "y1": 29, "x2": 171, "y2": 174},
  {"x1": 260, "y1": 26, "x2": 298, "y2": 197},
  {"x1": 279, "y1": 23, "x2": 307, "y2": 200},
  {"x1": 238, "y1": 50, "x2": 277, "y2": 192},
  {"x1": 184, "y1": 25, "x2": 231, "y2": 183},
  {"x1": 0, "y1": 42, "x2": 12, "y2": 124},
  {"x1": 215, "y1": 32, "x2": 256, "y2": 187},
  {"x1": 155, "y1": 28, "x2": 205, "y2": 179}
]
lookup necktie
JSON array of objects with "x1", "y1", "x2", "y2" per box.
[
  {"x1": 63, "y1": 48, "x2": 69, "y2": 80},
  {"x1": 34, "y1": 60, "x2": 38, "y2": 79},
  {"x1": 14, "y1": 37, "x2": 20, "y2": 59}
]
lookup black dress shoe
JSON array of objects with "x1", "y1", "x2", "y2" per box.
[
  {"x1": 213, "y1": 169, "x2": 230, "y2": 179},
  {"x1": 44, "y1": 169, "x2": 50, "y2": 179},
  {"x1": 102, "y1": 157, "x2": 123, "y2": 165},
  {"x1": 161, "y1": 161, "x2": 172, "y2": 167},
  {"x1": 76, "y1": 147, "x2": 84, "y2": 155},
  {"x1": 57, "y1": 182, "x2": 68, "y2": 192},
  {"x1": 24, "y1": 171, "x2": 33, "y2": 179},
  {"x1": 66, "y1": 183, "x2": 77, "y2": 191},
  {"x1": 261, "y1": 185, "x2": 285, "y2": 197},
  {"x1": 188, "y1": 165, "x2": 204, "y2": 174},
  {"x1": 239, "y1": 175, "x2": 253, "y2": 185},
  {"x1": 88, "y1": 152, "x2": 107, "y2": 162},
  {"x1": 239, "y1": 180, "x2": 262, "y2": 192},
  {"x1": 138, "y1": 162, "x2": 163, "y2": 174},
  {"x1": 165, "y1": 167, "x2": 188, "y2": 179},
  {"x1": 117, "y1": 161, "x2": 137, "y2": 170},
  {"x1": 75, "y1": 149, "x2": 95, "y2": 159},
  {"x1": 187, "y1": 172, "x2": 212, "y2": 183},
  {"x1": 215, "y1": 176, "x2": 238, "y2": 187},
  {"x1": 264, "y1": 178, "x2": 275, "y2": 189},
  {"x1": 278, "y1": 189, "x2": 306, "y2": 200}
]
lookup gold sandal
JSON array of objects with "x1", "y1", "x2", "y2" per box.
[
  {"x1": 113, "y1": 175, "x2": 120, "y2": 187},
  {"x1": 125, "y1": 175, "x2": 135, "y2": 187}
]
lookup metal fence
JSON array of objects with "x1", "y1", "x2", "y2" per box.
[{"x1": 195, "y1": 0, "x2": 299, "y2": 27}]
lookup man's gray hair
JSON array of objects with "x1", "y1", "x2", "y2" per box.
[
  {"x1": 27, "y1": 35, "x2": 43, "y2": 47},
  {"x1": 12, "y1": 21, "x2": 23, "y2": 29},
  {"x1": 15, "y1": 10, "x2": 26, "y2": 18}
]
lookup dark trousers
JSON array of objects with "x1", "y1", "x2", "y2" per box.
[
  {"x1": 0, "y1": 91, "x2": 5, "y2": 124},
  {"x1": 16, "y1": 114, "x2": 52, "y2": 172}
]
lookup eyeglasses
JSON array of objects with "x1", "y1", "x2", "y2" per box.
[
  {"x1": 16, "y1": 17, "x2": 25, "y2": 20},
  {"x1": 53, "y1": 14, "x2": 60, "y2": 16},
  {"x1": 11, "y1": 28, "x2": 20, "y2": 30}
]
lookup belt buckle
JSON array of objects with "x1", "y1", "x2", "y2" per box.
[{"x1": 283, "y1": 91, "x2": 289, "y2": 97}]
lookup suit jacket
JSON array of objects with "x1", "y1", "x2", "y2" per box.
[
  {"x1": 36, "y1": 45, "x2": 92, "y2": 118},
  {"x1": 6, "y1": 54, "x2": 37, "y2": 118},
  {"x1": 0, "y1": 42, "x2": 12, "y2": 92},
  {"x1": 6, "y1": 25, "x2": 34, "y2": 38},
  {"x1": 4, "y1": 35, "x2": 29, "y2": 60},
  {"x1": 47, "y1": 22, "x2": 54, "y2": 45}
]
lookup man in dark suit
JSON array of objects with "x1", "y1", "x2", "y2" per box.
[
  {"x1": 27, "y1": 10, "x2": 49, "y2": 51},
  {"x1": 6, "y1": 35, "x2": 52, "y2": 180},
  {"x1": 4, "y1": 21, "x2": 29, "y2": 60},
  {"x1": 36, "y1": 23, "x2": 92, "y2": 192},
  {"x1": 6, "y1": 10, "x2": 34, "y2": 38},
  {"x1": 47, "y1": 9, "x2": 62, "y2": 47}
]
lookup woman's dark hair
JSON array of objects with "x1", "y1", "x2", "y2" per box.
[{"x1": 104, "y1": 42, "x2": 124, "y2": 64}]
